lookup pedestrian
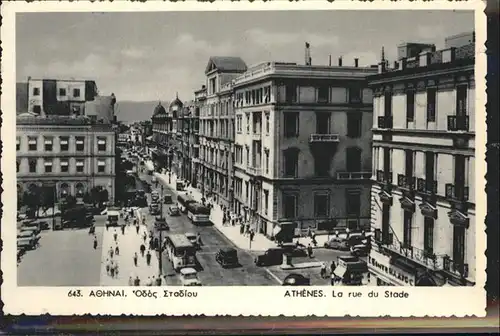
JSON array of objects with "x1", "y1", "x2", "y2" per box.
[
  {"x1": 231, "y1": 217, "x2": 235, "y2": 226},
  {"x1": 110, "y1": 263, "x2": 115, "y2": 278},
  {"x1": 106, "y1": 224, "x2": 109, "y2": 231},
  {"x1": 146, "y1": 250, "x2": 152, "y2": 266},
  {"x1": 105, "y1": 260, "x2": 110, "y2": 275},
  {"x1": 134, "y1": 218, "x2": 138, "y2": 226},
  {"x1": 136, "y1": 225, "x2": 140, "y2": 234},
  {"x1": 143, "y1": 232, "x2": 147, "y2": 243},
  {"x1": 330, "y1": 272, "x2": 336, "y2": 286},
  {"x1": 128, "y1": 276, "x2": 133, "y2": 286},
  {"x1": 93, "y1": 236, "x2": 98, "y2": 249},
  {"x1": 196, "y1": 233, "x2": 202, "y2": 247},
  {"x1": 245, "y1": 223, "x2": 250, "y2": 236},
  {"x1": 114, "y1": 262, "x2": 119, "y2": 277},
  {"x1": 320, "y1": 262, "x2": 327, "y2": 278},
  {"x1": 249, "y1": 229, "x2": 255, "y2": 242},
  {"x1": 134, "y1": 276, "x2": 140, "y2": 286},
  {"x1": 109, "y1": 247, "x2": 114, "y2": 259},
  {"x1": 222, "y1": 213, "x2": 227, "y2": 226},
  {"x1": 133, "y1": 252, "x2": 138, "y2": 266},
  {"x1": 121, "y1": 225, "x2": 125, "y2": 235},
  {"x1": 307, "y1": 244, "x2": 313, "y2": 258},
  {"x1": 154, "y1": 237, "x2": 159, "y2": 250},
  {"x1": 330, "y1": 261, "x2": 336, "y2": 275},
  {"x1": 311, "y1": 233, "x2": 318, "y2": 247},
  {"x1": 113, "y1": 231, "x2": 118, "y2": 242},
  {"x1": 240, "y1": 224, "x2": 244, "y2": 235},
  {"x1": 307, "y1": 226, "x2": 312, "y2": 238},
  {"x1": 140, "y1": 244, "x2": 146, "y2": 257},
  {"x1": 115, "y1": 245, "x2": 120, "y2": 256},
  {"x1": 155, "y1": 276, "x2": 162, "y2": 286}
]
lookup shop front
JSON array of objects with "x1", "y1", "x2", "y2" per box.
[{"x1": 367, "y1": 248, "x2": 417, "y2": 286}]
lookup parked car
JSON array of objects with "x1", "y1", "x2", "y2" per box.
[
  {"x1": 168, "y1": 205, "x2": 181, "y2": 216},
  {"x1": 255, "y1": 248, "x2": 285, "y2": 267},
  {"x1": 282, "y1": 273, "x2": 311, "y2": 286},
  {"x1": 179, "y1": 267, "x2": 202, "y2": 286},
  {"x1": 350, "y1": 243, "x2": 370, "y2": 257},
  {"x1": 324, "y1": 237, "x2": 350, "y2": 251},
  {"x1": 280, "y1": 242, "x2": 307, "y2": 257},
  {"x1": 215, "y1": 248, "x2": 239, "y2": 268},
  {"x1": 154, "y1": 218, "x2": 170, "y2": 231}
]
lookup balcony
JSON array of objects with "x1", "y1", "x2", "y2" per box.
[
  {"x1": 247, "y1": 166, "x2": 262, "y2": 176},
  {"x1": 447, "y1": 115, "x2": 469, "y2": 132},
  {"x1": 377, "y1": 116, "x2": 393, "y2": 129},
  {"x1": 309, "y1": 134, "x2": 340, "y2": 143},
  {"x1": 376, "y1": 170, "x2": 393, "y2": 184},
  {"x1": 445, "y1": 183, "x2": 469, "y2": 202},
  {"x1": 336, "y1": 172, "x2": 372, "y2": 180},
  {"x1": 385, "y1": 240, "x2": 445, "y2": 270},
  {"x1": 397, "y1": 174, "x2": 415, "y2": 190},
  {"x1": 251, "y1": 131, "x2": 262, "y2": 141},
  {"x1": 416, "y1": 178, "x2": 438, "y2": 194},
  {"x1": 443, "y1": 256, "x2": 469, "y2": 278}
]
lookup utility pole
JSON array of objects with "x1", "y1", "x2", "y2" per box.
[{"x1": 158, "y1": 184, "x2": 164, "y2": 281}]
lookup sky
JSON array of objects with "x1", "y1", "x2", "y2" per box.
[{"x1": 16, "y1": 10, "x2": 474, "y2": 102}]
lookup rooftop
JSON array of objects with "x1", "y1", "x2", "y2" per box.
[
  {"x1": 205, "y1": 56, "x2": 248, "y2": 74},
  {"x1": 16, "y1": 115, "x2": 114, "y2": 129}
]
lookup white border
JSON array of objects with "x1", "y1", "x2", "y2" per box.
[{"x1": 1, "y1": 1, "x2": 487, "y2": 316}]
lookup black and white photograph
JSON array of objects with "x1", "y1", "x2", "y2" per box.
[{"x1": 10, "y1": 9, "x2": 480, "y2": 290}]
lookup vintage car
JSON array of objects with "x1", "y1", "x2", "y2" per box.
[
  {"x1": 215, "y1": 248, "x2": 239, "y2": 268},
  {"x1": 350, "y1": 243, "x2": 370, "y2": 257},
  {"x1": 255, "y1": 248, "x2": 285, "y2": 267},
  {"x1": 168, "y1": 205, "x2": 181, "y2": 217},
  {"x1": 280, "y1": 242, "x2": 308, "y2": 257},
  {"x1": 149, "y1": 202, "x2": 160, "y2": 215},
  {"x1": 179, "y1": 267, "x2": 202, "y2": 286},
  {"x1": 282, "y1": 273, "x2": 311, "y2": 286},
  {"x1": 106, "y1": 210, "x2": 120, "y2": 228},
  {"x1": 151, "y1": 190, "x2": 160, "y2": 202},
  {"x1": 154, "y1": 218, "x2": 170, "y2": 231},
  {"x1": 324, "y1": 237, "x2": 350, "y2": 251}
]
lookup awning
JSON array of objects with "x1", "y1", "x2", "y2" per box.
[
  {"x1": 76, "y1": 140, "x2": 84, "y2": 144},
  {"x1": 76, "y1": 162, "x2": 84, "y2": 166},
  {"x1": 44, "y1": 140, "x2": 53, "y2": 144},
  {"x1": 98, "y1": 161, "x2": 106, "y2": 166},
  {"x1": 98, "y1": 140, "x2": 106, "y2": 145},
  {"x1": 60, "y1": 139, "x2": 68, "y2": 145},
  {"x1": 28, "y1": 140, "x2": 37, "y2": 145},
  {"x1": 44, "y1": 161, "x2": 53, "y2": 166},
  {"x1": 60, "y1": 161, "x2": 69, "y2": 166},
  {"x1": 334, "y1": 266, "x2": 347, "y2": 278}
]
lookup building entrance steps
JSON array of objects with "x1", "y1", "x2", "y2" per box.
[
  {"x1": 99, "y1": 222, "x2": 164, "y2": 286},
  {"x1": 154, "y1": 171, "x2": 277, "y2": 252}
]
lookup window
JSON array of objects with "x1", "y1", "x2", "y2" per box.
[
  {"x1": 452, "y1": 226, "x2": 465, "y2": 265},
  {"x1": 28, "y1": 137, "x2": 37, "y2": 151},
  {"x1": 347, "y1": 113, "x2": 362, "y2": 138},
  {"x1": 317, "y1": 86, "x2": 329, "y2": 103},
  {"x1": 405, "y1": 149, "x2": 414, "y2": 177},
  {"x1": 426, "y1": 88, "x2": 436, "y2": 122},
  {"x1": 425, "y1": 152, "x2": 435, "y2": 181},
  {"x1": 456, "y1": 85, "x2": 467, "y2": 117},
  {"x1": 44, "y1": 160, "x2": 53, "y2": 173},
  {"x1": 33, "y1": 105, "x2": 41, "y2": 115},
  {"x1": 314, "y1": 193, "x2": 329, "y2": 217},
  {"x1": 97, "y1": 137, "x2": 107, "y2": 151},
  {"x1": 346, "y1": 147, "x2": 362, "y2": 172},
  {"x1": 76, "y1": 160, "x2": 84, "y2": 173},
  {"x1": 263, "y1": 190, "x2": 269, "y2": 215},
  {"x1": 265, "y1": 150, "x2": 269, "y2": 174},
  {"x1": 314, "y1": 156, "x2": 330, "y2": 177},
  {"x1": 44, "y1": 137, "x2": 53, "y2": 151},
  {"x1": 98, "y1": 160, "x2": 106, "y2": 173},
  {"x1": 384, "y1": 92, "x2": 392, "y2": 117},
  {"x1": 346, "y1": 190, "x2": 361, "y2": 217},
  {"x1": 73, "y1": 88, "x2": 81, "y2": 98},
  {"x1": 424, "y1": 217, "x2": 434, "y2": 255},
  {"x1": 406, "y1": 90, "x2": 415, "y2": 122},
  {"x1": 29, "y1": 159, "x2": 37, "y2": 173},
  {"x1": 245, "y1": 147, "x2": 250, "y2": 167},
  {"x1": 236, "y1": 115, "x2": 242, "y2": 133},
  {"x1": 383, "y1": 148, "x2": 391, "y2": 173},
  {"x1": 382, "y1": 204, "x2": 391, "y2": 243},
  {"x1": 16, "y1": 138, "x2": 20, "y2": 151},
  {"x1": 349, "y1": 87, "x2": 362, "y2": 104},
  {"x1": 60, "y1": 160, "x2": 69, "y2": 173},
  {"x1": 285, "y1": 84, "x2": 297, "y2": 103},
  {"x1": 245, "y1": 181, "x2": 249, "y2": 202},
  {"x1": 59, "y1": 88, "x2": 66, "y2": 96},
  {"x1": 246, "y1": 114, "x2": 250, "y2": 134},
  {"x1": 316, "y1": 112, "x2": 330, "y2": 134},
  {"x1": 283, "y1": 193, "x2": 297, "y2": 218},
  {"x1": 60, "y1": 137, "x2": 69, "y2": 151},
  {"x1": 403, "y1": 211, "x2": 413, "y2": 247},
  {"x1": 33, "y1": 87, "x2": 40, "y2": 96},
  {"x1": 284, "y1": 113, "x2": 299, "y2": 137},
  {"x1": 16, "y1": 161, "x2": 20, "y2": 173},
  {"x1": 264, "y1": 86, "x2": 271, "y2": 103},
  {"x1": 283, "y1": 149, "x2": 298, "y2": 178},
  {"x1": 265, "y1": 113, "x2": 270, "y2": 134},
  {"x1": 75, "y1": 137, "x2": 85, "y2": 151}
]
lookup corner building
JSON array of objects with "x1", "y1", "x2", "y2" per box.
[
  {"x1": 232, "y1": 61, "x2": 377, "y2": 238},
  {"x1": 368, "y1": 33, "x2": 476, "y2": 286}
]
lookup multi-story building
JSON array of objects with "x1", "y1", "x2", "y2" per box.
[
  {"x1": 169, "y1": 95, "x2": 184, "y2": 177},
  {"x1": 16, "y1": 115, "x2": 116, "y2": 204},
  {"x1": 232, "y1": 59, "x2": 377, "y2": 239},
  {"x1": 177, "y1": 101, "x2": 194, "y2": 182},
  {"x1": 27, "y1": 78, "x2": 98, "y2": 116},
  {"x1": 199, "y1": 57, "x2": 247, "y2": 207},
  {"x1": 368, "y1": 32, "x2": 476, "y2": 286},
  {"x1": 151, "y1": 102, "x2": 173, "y2": 171},
  {"x1": 193, "y1": 86, "x2": 206, "y2": 190}
]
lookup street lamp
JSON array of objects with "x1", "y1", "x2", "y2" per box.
[{"x1": 158, "y1": 184, "x2": 164, "y2": 283}]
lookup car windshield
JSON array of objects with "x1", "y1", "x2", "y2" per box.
[{"x1": 183, "y1": 273, "x2": 197, "y2": 280}]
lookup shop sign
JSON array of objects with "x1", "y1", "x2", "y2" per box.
[{"x1": 368, "y1": 250, "x2": 416, "y2": 286}]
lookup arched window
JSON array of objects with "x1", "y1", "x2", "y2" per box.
[
  {"x1": 60, "y1": 183, "x2": 69, "y2": 198},
  {"x1": 346, "y1": 147, "x2": 362, "y2": 172},
  {"x1": 75, "y1": 183, "x2": 85, "y2": 196}
]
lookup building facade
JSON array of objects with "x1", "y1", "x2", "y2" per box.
[
  {"x1": 193, "y1": 86, "x2": 206, "y2": 190},
  {"x1": 27, "y1": 78, "x2": 98, "y2": 116},
  {"x1": 16, "y1": 115, "x2": 116, "y2": 204},
  {"x1": 169, "y1": 95, "x2": 184, "y2": 177},
  {"x1": 199, "y1": 57, "x2": 247, "y2": 207},
  {"x1": 232, "y1": 60, "x2": 377, "y2": 239},
  {"x1": 151, "y1": 102, "x2": 174, "y2": 171},
  {"x1": 368, "y1": 34, "x2": 476, "y2": 286}
]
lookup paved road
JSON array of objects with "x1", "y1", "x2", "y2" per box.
[{"x1": 17, "y1": 216, "x2": 106, "y2": 286}]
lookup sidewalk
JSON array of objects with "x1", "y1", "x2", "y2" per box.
[
  {"x1": 154, "y1": 171, "x2": 276, "y2": 252},
  {"x1": 99, "y1": 222, "x2": 164, "y2": 286}
]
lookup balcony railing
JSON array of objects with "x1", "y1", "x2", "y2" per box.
[
  {"x1": 447, "y1": 115, "x2": 470, "y2": 132},
  {"x1": 376, "y1": 170, "x2": 393, "y2": 184},
  {"x1": 416, "y1": 178, "x2": 438, "y2": 194},
  {"x1": 337, "y1": 172, "x2": 372, "y2": 180},
  {"x1": 397, "y1": 174, "x2": 415, "y2": 190},
  {"x1": 385, "y1": 240, "x2": 446, "y2": 270},
  {"x1": 445, "y1": 183, "x2": 469, "y2": 201},
  {"x1": 443, "y1": 256, "x2": 469, "y2": 278},
  {"x1": 247, "y1": 166, "x2": 262, "y2": 176},
  {"x1": 309, "y1": 134, "x2": 340, "y2": 143},
  {"x1": 373, "y1": 229, "x2": 393, "y2": 245},
  {"x1": 377, "y1": 116, "x2": 393, "y2": 129}
]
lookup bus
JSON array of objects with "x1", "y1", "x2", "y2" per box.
[
  {"x1": 177, "y1": 194, "x2": 196, "y2": 213},
  {"x1": 186, "y1": 202, "x2": 211, "y2": 225},
  {"x1": 164, "y1": 234, "x2": 197, "y2": 272}
]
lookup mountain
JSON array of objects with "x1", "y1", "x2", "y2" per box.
[{"x1": 114, "y1": 100, "x2": 169, "y2": 123}]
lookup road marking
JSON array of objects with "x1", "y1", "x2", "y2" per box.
[{"x1": 265, "y1": 268, "x2": 283, "y2": 285}]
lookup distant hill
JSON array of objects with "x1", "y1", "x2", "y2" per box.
[{"x1": 114, "y1": 100, "x2": 169, "y2": 123}]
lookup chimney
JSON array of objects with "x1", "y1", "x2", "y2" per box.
[
  {"x1": 354, "y1": 58, "x2": 359, "y2": 67},
  {"x1": 305, "y1": 42, "x2": 311, "y2": 65},
  {"x1": 329, "y1": 55, "x2": 332, "y2": 66},
  {"x1": 338, "y1": 57, "x2": 343, "y2": 66}
]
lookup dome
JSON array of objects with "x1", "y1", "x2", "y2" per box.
[
  {"x1": 153, "y1": 102, "x2": 166, "y2": 116},
  {"x1": 169, "y1": 93, "x2": 183, "y2": 109}
]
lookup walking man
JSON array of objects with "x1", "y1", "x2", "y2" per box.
[
  {"x1": 121, "y1": 225, "x2": 125, "y2": 235},
  {"x1": 115, "y1": 245, "x2": 120, "y2": 256},
  {"x1": 146, "y1": 250, "x2": 152, "y2": 266},
  {"x1": 140, "y1": 243, "x2": 146, "y2": 257},
  {"x1": 320, "y1": 262, "x2": 327, "y2": 278},
  {"x1": 136, "y1": 224, "x2": 140, "y2": 234},
  {"x1": 93, "y1": 236, "x2": 98, "y2": 249},
  {"x1": 113, "y1": 231, "x2": 118, "y2": 242},
  {"x1": 128, "y1": 276, "x2": 134, "y2": 286},
  {"x1": 133, "y1": 252, "x2": 138, "y2": 266},
  {"x1": 249, "y1": 229, "x2": 255, "y2": 243},
  {"x1": 307, "y1": 244, "x2": 313, "y2": 258}
]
